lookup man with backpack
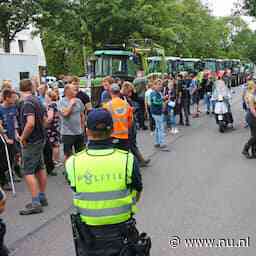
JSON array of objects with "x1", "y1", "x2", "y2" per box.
[{"x1": 18, "y1": 79, "x2": 48, "y2": 215}]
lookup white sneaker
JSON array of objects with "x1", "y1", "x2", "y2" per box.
[
  {"x1": 174, "y1": 128, "x2": 179, "y2": 134},
  {"x1": 171, "y1": 128, "x2": 175, "y2": 134}
]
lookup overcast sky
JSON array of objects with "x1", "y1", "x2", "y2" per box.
[
  {"x1": 204, "y1": 0, "x2": 236, "y2": 16},
  {"x1": 202, "y1": 0, "x2": 256, "y2": 30}
]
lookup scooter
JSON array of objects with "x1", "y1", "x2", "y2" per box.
[{"x1": 214, "y1": 95, "x2": 233, "y2": 133}]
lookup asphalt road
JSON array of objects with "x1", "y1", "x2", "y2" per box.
[{"x1": 4, "y1": 87, "x2": 256, "y2": 256}]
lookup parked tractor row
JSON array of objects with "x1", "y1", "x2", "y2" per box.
[{"x1": 88, "y1": 40, "x2": 255, "y2": 105}]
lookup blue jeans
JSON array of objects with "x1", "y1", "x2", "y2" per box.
[
  {"x1": 204, "y1": 93, "x2": 212, "y2": 112},
  {"x1": 152, "y1": 114, "x2": 165, "y2": 145},
  {"x1": 168, "y1": 107, "x2": 176, "y2": 128}
]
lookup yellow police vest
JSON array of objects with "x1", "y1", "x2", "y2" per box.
[{"x1": 66, "y1": 148, "x2": 138, "y2": 226}]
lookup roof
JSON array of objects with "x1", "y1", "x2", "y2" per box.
[
  {"x1": 0, "y1": 53, "x2": 37, "y2": 57},
  {"x1": 166, "y1": 56, "x2": 181, "y2": 61},
  {"x1": 148, "y1": 56, "x2": 181, "y2": 61},
  {"x1": 148, "y1": 56, "x2": 162, "y2": 61},
  {"x1": 181, "y1": 58, "x2": 200, "y2": 62},
  {"x1": 203, "y1": 58, "x2": 216, "y2": 61},
  {"x1": 94, "y1": 50, "x2": 133, "y2": 56}
]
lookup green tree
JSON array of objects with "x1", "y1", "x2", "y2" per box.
[
  {"x1": 80, "y1": 0, "x2": 141, "y2": 50},
  {"x1": 33, "y1": 0, "x2": 256, "y2": 75},
  {"x1": 0, "y1": 0, "x2": 39, "y2": 52},
  {"x1": 244, "y1": 0, "x2": 256, "y2": 16},
  {"x1": 35, "y1": 0, "x2": 85, "y2": 75}
]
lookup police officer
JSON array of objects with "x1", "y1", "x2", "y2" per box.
[{"x1": 65, "y1": 108, "x2": 144, "y2": 256}]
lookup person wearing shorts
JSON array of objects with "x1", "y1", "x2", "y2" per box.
[
  {"x1": 22, "y1": 143, "x2": 45, "y2": 176},
  {"x1": 59, "y1": 83, "x2": 85, "y2": 161},
  {"x1": 62, "y1": 134, "x2": 85, "y2": 157},
  {"x1": 18, "y1": 79, "x2": 48, "y2": 216}
]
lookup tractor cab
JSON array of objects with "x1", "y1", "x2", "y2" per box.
[
  {"x1": 90, "y1": 47, "x2": 141, "y2": 106},
  {"x1": 90, "y1": 40, "x2": 166, "y2": 106},
  {"x1": 178, "y1": 58, "x2": 201, "y2": 75},
  {"x1": 148, "y1": 56, "x2": 167, "y2": 75},
  {"x1": 200, "y1": 58, "x2": 219, "y2": 78},
  {"x1": 92, "y1": 49, "x2": 140, "y2": 82},
  {"x1": 166, "y1": 57, "x2": 181, "y2": 75}
]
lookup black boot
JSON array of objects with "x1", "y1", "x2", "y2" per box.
[
  {"x1": 133, "y1": 148, "x2": 151, "y2": 167},
  {"x1": 251, "y1": 144, "x2": 256, "y2": 159},
  {"x1": 242, "y1": 143, "x2": 251, "y2": 159},
  {"x1": 140, "y1": 158, "x2": 151, "y2": 167}
]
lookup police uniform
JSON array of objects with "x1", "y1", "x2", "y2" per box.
[{"x1": 65, "y1": 108, "x2": 143, "y2": 255}]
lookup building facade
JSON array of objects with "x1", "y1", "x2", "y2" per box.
[{"x1": 0, "y1": 25, "x2": 46, "y2": 88}]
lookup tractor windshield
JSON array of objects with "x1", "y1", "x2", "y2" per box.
[
  {"x1": 95, "y1": 55, "x2": 137, "y2": 77},
  {"x1": 148, "y1": 59, "x2": 161, "y2": 73},
  {"x1": 216, "y1": 61, "x2": 225, "y2": 71},
  {"x1": 167, "y1": 60, "x2": 180, "y2": 74},
  {"x1": 203, "y1": 61, "x2": 217, "y2": 72},
  {"x1": 179, "y1": 61, "x2": 195, "y2": 72}
]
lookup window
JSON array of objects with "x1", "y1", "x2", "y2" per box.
[
  {"x1": 183, "y1": 62, "x2": 194, "y2": 71},
  {"x1": 95, "y1": 55, "x2": 138, "y2": 77},
  {"x1": 149, "y1": 60, "x2": 161, "y2": 73},
  {"x1": 112, "y1": 58, "x2": 124, "y2": 75},
  {"x1": 102, "y1": 57, "x2": 111, "y2": 76},
  {"x1": 20, "y1": 72, "x2": 29, "y2": 80},
  {"x1": 18, "y1": 40, "x2": 25, "y2": 53},
  {"x1": 168, "y1": 60, "x2": 179, "y2": 74},
  {"x1": 204, "y1": 61, "x2": 217, "y2": 72},
  {"x1": 0, "y1": 38, "x2": 3, "y2": 49},
  {"x1": 127, "y1": 58, "x2": 138, "y2": 77}
]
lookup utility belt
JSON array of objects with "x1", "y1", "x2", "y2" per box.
[{"x1": 71, "y1": 214, "x2": 151, "y2": 256}]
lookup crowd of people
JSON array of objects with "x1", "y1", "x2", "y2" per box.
[
  {"x1": 0, "y1": 70, "x2": 254, "y2": 254},
  {"x1": 0, "y1": 72, "x2": 251, "y2": 197},
  {"x1": 0, "y1": 72, "x2": 236, "y2": 192}
]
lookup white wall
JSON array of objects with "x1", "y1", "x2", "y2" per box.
[
  {"x1": 0, "y1": 25, "x2": 46, "y2": 67},
  {"x1": 0, "y1": 54, "x2": 39, "y2": 89}
]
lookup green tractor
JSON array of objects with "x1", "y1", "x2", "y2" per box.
[
  {"x1": 90, "y1": 40, "x2": 166, "y2": 106},
  {"x1": 90, "y1": 48, "x2": 139, "y2": 105}
]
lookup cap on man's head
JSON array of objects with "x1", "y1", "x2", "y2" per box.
[
  {"x1": 87, "y1": 108, "x2": 113, "y2": 131},
  {"x1": 111, "y1": 83, "x2": 120, "y2": 93}
]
